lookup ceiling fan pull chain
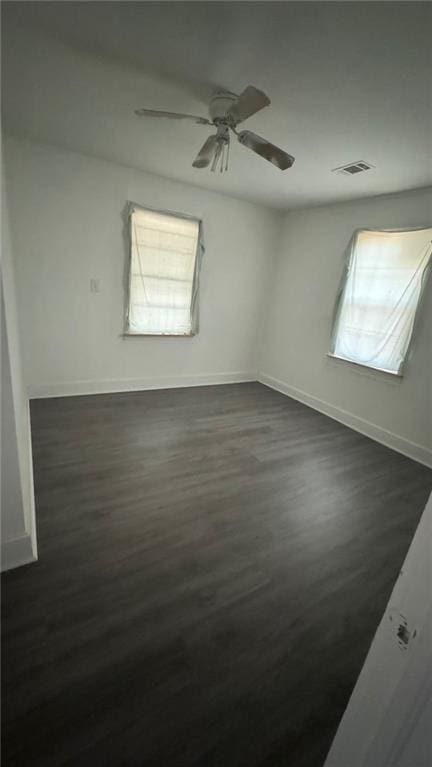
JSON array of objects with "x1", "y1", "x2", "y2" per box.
[{"x1": 225, "y1": 138, "x2": 230, "y2": 172}]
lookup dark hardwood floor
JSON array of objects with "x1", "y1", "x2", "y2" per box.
[{"x1": 2, "y1": 382, "x2": 431, "y2": 767}]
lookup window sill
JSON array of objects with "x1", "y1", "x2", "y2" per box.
[
  {"x1": 123, "y1": 331, "x2": 196, "y2": 338},
  {"x1": 327, "y1": 353, "x2": 403, "y2": 381}
]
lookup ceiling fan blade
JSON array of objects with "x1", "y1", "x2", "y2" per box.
[
  {"x1": 192, "y1": 134, "x2": 219, "y2": 168},
  {"x1": 229, "y1": 86, "x2": 270, "y2": 123},
  {"x1": 237, "y1": 130, "x2": 295, "y2": 170},
  {"x1": 135, "y1": 108, "x2": 210, "y2": 125}
]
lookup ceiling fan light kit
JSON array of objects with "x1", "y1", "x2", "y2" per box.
[{"x1": 135, "y1": 85, "x2": 295, "y2": 174}]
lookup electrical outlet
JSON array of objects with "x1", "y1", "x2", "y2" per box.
[{"x1": 90, "y1": 279, "x2": 100, "y2": 293}]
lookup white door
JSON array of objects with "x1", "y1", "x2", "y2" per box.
[{"x1": 324, "y1": 491, "x2": 432, "y2": 767}]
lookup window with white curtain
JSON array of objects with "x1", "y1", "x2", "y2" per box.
[
  {"x1": 126, "y1": 204, "x2": 202, "y2": 336},
  {"x1": 330, "y1": 228, "x2": 432, "y2": 375}
]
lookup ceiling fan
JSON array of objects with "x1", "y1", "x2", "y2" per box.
[{"x1": 135, "y1": 85, "x2": 295, "y2": 174}]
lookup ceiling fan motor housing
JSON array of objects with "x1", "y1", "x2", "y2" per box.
[{"x1": 209, "y1": 91, "x2": 238, "y2": 123}]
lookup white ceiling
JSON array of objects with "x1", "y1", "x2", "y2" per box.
[{"x1": 2, "y1": 1, "x2": 432, "y2": 209}]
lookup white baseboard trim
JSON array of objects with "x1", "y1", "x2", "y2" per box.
[
  {"x1": 28, "y1": 372, "x2": 257, "y2": 400},
  {"x1": 258, "y1": 372, "x2": 432, "y2": 469},
  {"x1": 1, "y1": 533, "x2": 37, "y2": 572},
  {"x1": 26, "y1": 400, "x2": 38, "y2": 561}
]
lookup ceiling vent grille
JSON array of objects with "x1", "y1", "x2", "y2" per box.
[{"x1": 333, "y1": 161, "x2": 374, "y2": 176}]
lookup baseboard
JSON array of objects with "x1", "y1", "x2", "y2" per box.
[
  {"x1": 1, "y1": 533, "x2": 37, "y2": 572},
  {"x1": 26, "y1": 401, "x2": 38, "y2": 560},
  {"x1": 28, "y1": 372, "x2": 257, "y2": 399},
  {"x1": 258, "y1": 372, "x2": 432, "y2": 469}
]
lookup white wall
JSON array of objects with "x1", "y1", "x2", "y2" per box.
[
  {"x1": 1, "y1": 171, "x2": 37, "y2": 570},
  {"x1": 325, "y1": 491, "x2": 432, "y2": 766},
  {"x1": 259, "y1": 188, "x2": 432, "y2": 466},
  {"x1": 4, "y1": 136, "x2": 280, "y2": 397}
]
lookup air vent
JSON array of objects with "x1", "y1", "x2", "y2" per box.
[{"x1": 332, "y1": 161, "x2": 374, "y2": 176}]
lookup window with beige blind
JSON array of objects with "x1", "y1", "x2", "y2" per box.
[
  {"x1": 126, "y1": 204, "x2": 203, "y2": 336},
  {"x1": 329, "y1": 228, "x2": 432, "y2": 375}
]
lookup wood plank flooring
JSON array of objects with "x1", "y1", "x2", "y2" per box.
[{"x1": 2, "y1": 382, "x2": 432, "y2": 767}]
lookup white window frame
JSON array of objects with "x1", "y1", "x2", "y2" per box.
[
  {"x1": 329, "y1": 227, "x2": 432, "y2": 376},
  {"x1": 125, "y1": 202, "x2": 204, "y2": 337}
]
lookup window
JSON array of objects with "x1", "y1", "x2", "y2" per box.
[
  {"x1": 330, "y1": 228, "x2": 432, "y2": 375},
  {"x1": 126, "y1": 204, "x2": 202, "y2": 335}
]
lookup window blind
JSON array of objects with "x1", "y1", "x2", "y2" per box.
[
  {"x1": 127, "y1": 205, "x2": 202, "y2": 335},
  {"x1": 330, "y1": 228, "x2": 432, "y2": 374}
]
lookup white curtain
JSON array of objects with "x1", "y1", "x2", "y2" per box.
[
  {"x1": 127, "y1": 205, "x2": 202, "y2": 335},
  {"x1": 331, "y1": 228, "x2": 432, "y2": 374}
]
